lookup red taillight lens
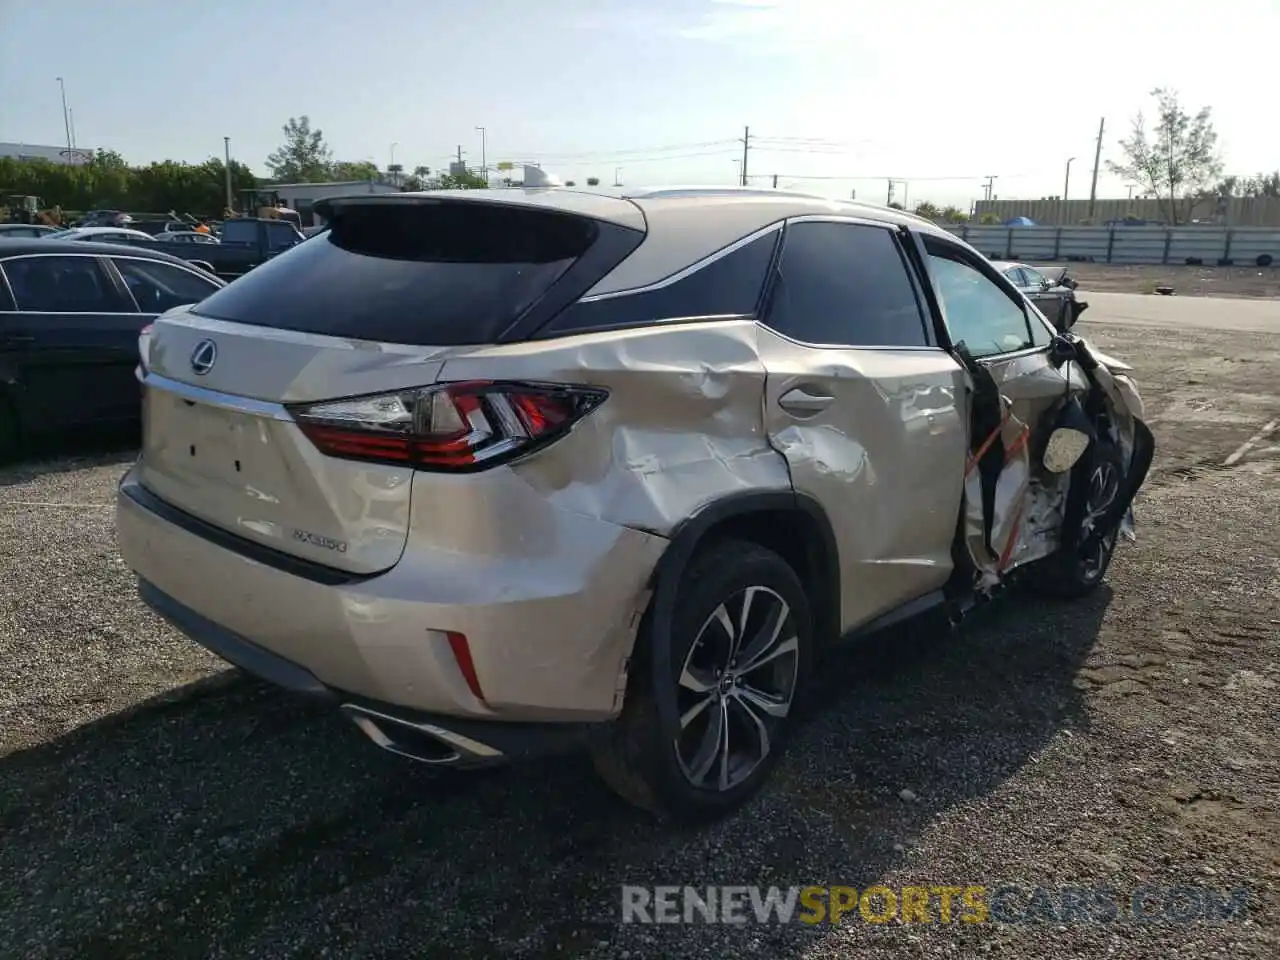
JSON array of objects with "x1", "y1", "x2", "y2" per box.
[{"x1": 289, "y1": 381, "x2": 607, "y2": 472}]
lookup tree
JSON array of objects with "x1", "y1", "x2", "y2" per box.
[
  {"x1": 586, "y1": 177, "x2": 600, "y2": 186},
  {"x1": 978, "y1": 212, "x2": 1001, "y2": 225},
  {"x1": 940, "y1": 205, "x2": 967, "y2": 223},
  {"x1": 1215, "y1": 171, "x2": 1280, "y2": 198},
  {"x1": 330, "y1": 160, "x2": 380, "y2": 181},
  {"x1": 565, "y1": 180, "x2": 576, "y2": 187},
  {"x1": 886, "y1": 201, "x2": 904, "y2": 210},
  {"x1": 428, "y1": 170, "x2": 489, "y2": 190},
  {"x1": 913, "y1": 201, "x2": 942, "y2": 221},
  {"x1": 265, "y1": 116, "x2": 333, "y2": 182},
  {"x1": 1107, "y1": 88, "x2": 1223, "y2": 225},
  {"x1": 0, "y1": 154, "x2": 258, "y2": 217}
]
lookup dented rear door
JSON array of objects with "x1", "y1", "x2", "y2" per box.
[{"x1": 758, "y1": 218, "x2": 968, "y2": 631}]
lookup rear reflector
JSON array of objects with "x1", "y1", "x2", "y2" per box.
[
  {"x1": 444, "y1": 631, "x2": 485, "y2": 701},
  {"x1": 288, "y1": 380, "x2": 606, "y2": 472}
]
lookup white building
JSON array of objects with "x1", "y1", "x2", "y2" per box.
[
  {"x1": 0, "y1": 142, "x2": 94, "y2": 165},
  {"x1": 269, "y1": 180, "x2": 403, "y2": 225}
]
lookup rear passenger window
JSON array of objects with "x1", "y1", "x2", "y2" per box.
[
  {"x1": 764, "y1": 222, "x2": 929, "y2": 347},
  {"x1": 541, "y1": 230, "x2": 778, "y2": 336},
  {"x1": 1, "y1": 256, "x2": 122, "y2": 313}
]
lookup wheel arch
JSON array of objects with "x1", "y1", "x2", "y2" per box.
[{"x1": 646, "y1": 490, "x2": 841, "y2": 649}]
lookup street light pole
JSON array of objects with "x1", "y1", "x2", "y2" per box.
[
  {"x1": 1063, "y1": 157, "x2": 1075, "y2": 201},
  {"x1": 614, "y1": 167, "x2": 623, "y2": 186},
  {"x1": 223, "y1": 137, "x2": 233, "y2": 212},
  {"x1": 56, "y1": 77, "x2": 72, "y2": 163},
  {"x1": 390, "y1": 141, "x2": 398, "y2": 171},
  {"x1": 475, "y1": 127, "x2": 487, "y2": 182}
]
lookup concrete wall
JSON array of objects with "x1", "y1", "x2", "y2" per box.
[
  {"x1": 973, "y1": 197, "x2": 1280, "y2": 227},
  {"x1": 943, "y1": 224, "x2": 1280, "y2": 266}
]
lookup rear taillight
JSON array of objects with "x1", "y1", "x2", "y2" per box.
[
  {"x1": 289, "y1": 381, "x2": 607, "y2": 472},
  {"x1": 137, "y1": 324, "x2": 154, "y2": 373}
]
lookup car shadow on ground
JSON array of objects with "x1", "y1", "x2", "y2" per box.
[{"x1": 0, "y1": 587, "x2": 1112, "y2": 959}]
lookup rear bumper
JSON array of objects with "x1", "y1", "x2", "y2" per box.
[
  {"x1": 139, "y1": 579, "x2": 597, "y2": 765},
  {"x1": 117, "y1": 469, "x2": 666, "y2": 724}
]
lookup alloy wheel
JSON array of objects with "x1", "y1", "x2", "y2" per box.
[
  {"x1": 1079, "y1": 459, "x2": 1121, "y2": 581},
  {"x1": 674, "y1": 586, "x2": 800, "y2": 792}
]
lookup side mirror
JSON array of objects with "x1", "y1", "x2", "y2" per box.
[{"x1": 1048, "y1": 334, "x2": 1077, "y2": 367}]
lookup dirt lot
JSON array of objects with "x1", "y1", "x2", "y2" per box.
[
  {"x1": 1, "y1": 318, "x2": 1278, "y2": 959},
  {"x1": 1044, "y1": 262, "x2": 1280, "y2": 299}
]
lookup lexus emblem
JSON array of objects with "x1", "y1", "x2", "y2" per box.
[{"x1": 190, "y1": 339, "x2": 218, "y2": 376}]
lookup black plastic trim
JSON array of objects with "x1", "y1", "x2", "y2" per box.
[
  {"x1": 140, "y1": 579, "x2": 335, "y2": 696},
  {"x1": 138, "y1": 578, "x2": 601, "y2": 763},
  {"x1": 121, "y1": 478, "x2": 376, "y2": 587},
  {"x1": 532, "y1": 228, "x2": 779, "y2": 340},
  {"x1": 902, "y1": 228, "x2": 952, "y2": 349},
  {"x1": 649, "y1": 490, "x2": 841, "y2": 645},
  {"x1": 499, "y1": 219, "x2": 647, "y2": 342}
]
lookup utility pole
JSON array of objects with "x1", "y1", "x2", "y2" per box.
[
  {"x1": 740, "y1": 126, "x2": 750, "y2": 186},
  {"x1": 1087, "y1": 117, "x2": 1105, "y2": 219},
  {"x1": 983, "y1": 175, "x2": 998, "y2": 202},
  {"x1": 772, "y1": 174, "x2": 778, "y2": 188},
  {"x1": 475, "y1": 126, "x2": 487, "y2": 183},
  {"x1": 887, "y1": 179, "x2": 895, "y2": 205},
  {"x1": 457, "y1": 144, "x2": 464, "y2": 166},
  {"x1": 223, "y1": 137, "x2": 233, "y2": 211},
  {"x1": 56, "y1": 77, "x2": 72, "y2": 163},
  {"x1": 614, "y1": 167, "x2": 623, "y2": 186}
]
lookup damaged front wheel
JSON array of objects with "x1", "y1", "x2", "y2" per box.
[{"x1": 1026, "y1": 441, "x2": 1125, "y2": 599}]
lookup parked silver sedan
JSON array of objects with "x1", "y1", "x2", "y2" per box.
[{"x1": 993, "y1": 260, "x2": 1079, "y2": 329}]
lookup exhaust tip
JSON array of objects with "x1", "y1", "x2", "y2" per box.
[
  {"x1": 340, "y1": 703, "x2": 504, "y2": 766},
  {"x1": 342, "y1": 705, "x2": 462, "y2": 764}
]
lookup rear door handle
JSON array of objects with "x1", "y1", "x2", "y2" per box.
[{"x1": 778, "y1": 386, "x2": 834, "y2": 416}]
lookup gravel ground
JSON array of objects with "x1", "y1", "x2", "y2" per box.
[
  {"x1": 1, "y1": 321, "x2": 1277, "y2": 959},
  {"x1": 1038, "y1": 263, "x2": 1280, "y2": 299}
]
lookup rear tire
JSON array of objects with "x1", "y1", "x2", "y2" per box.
[
  {"x1": 591, "y1": 539, "x2": 813, "y2": 821},
  {"x1": 1027, "y1": 440, "x2": 1125, "y2": 599}
]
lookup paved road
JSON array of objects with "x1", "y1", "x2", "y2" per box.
[{"x1": 1081, "y1": 291, "x2": 1279, "y2": 333}]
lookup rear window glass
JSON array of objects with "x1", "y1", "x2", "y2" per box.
[{"x1": 193, "y1": 202, "x2": 598, "y2": 346}]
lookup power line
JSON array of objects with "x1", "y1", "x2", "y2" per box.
[
  {"x1": 748, "y1": 173, "x2": 1007, "y2": 182},
  {"x1": 501, "y1": 140, "x2": 739, "y2": 161}
]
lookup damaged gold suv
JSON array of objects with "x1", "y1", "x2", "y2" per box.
[{"x1": 116, "y1": 186, "x2": 1154, "y2": 821}]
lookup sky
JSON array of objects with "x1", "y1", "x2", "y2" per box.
[{"x1": 2, "y1": 0, "x2": 1277, "y2": 208}]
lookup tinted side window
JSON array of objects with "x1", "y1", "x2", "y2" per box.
[
  {"x1": 540, "y1": 230, "x2": 778, "y2": 336},
  {"x1": 266, "y1": 222, "x2": 299, "y2": 251},
  {"x1": 2, "y1": 256, "x2": 122, "y2": 312},
  {"x1": 220, "y1": 220, "x2": 256, "y2": 244},
  {"x1": 114, "y1": 259, "x2": 221, "y2": 313},
  {"x1": 763, "y1": 222, "x2": 929, "y2": 347},
  {"x1": 925, "y1": 251, "x2": 1033, "y2": 358}
]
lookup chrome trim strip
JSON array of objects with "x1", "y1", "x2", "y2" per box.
[
  {"x1": 784, "y1": 213, "x2": 905, "y2": 229},
  {"x1": 142, "y1": 370, "x2": 294, "y2": 422},
  {"x1": 578, "y1": 221, "x2": 784, "y2": 303}
]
